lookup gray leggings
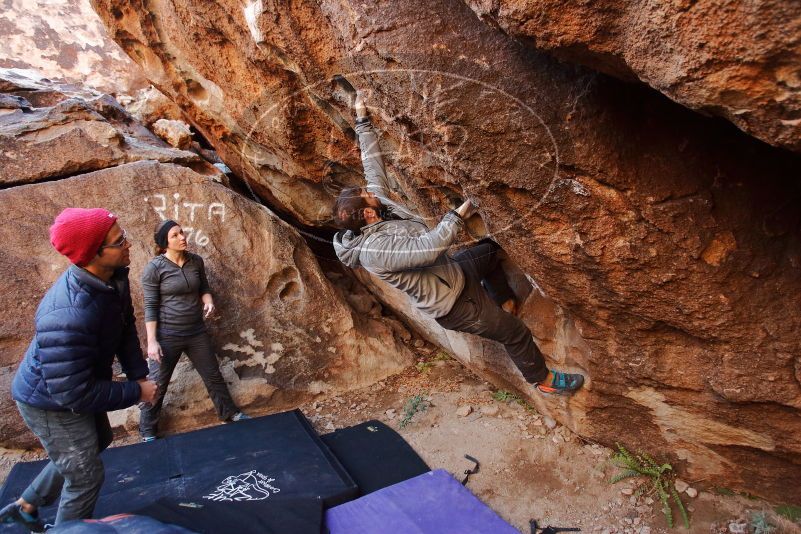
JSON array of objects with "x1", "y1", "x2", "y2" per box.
[
  {"x1": 139, "y1": 332, "x2": 238, "y2": 437},
  {"x1": 16, "y1": 401, "x2": 112, "y2": 524},
  {"x1": 437, "y1": 241, "x2": 549, "y2": 384}
]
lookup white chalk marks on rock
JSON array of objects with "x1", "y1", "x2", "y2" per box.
[
  {"x1": 143, "y1": 192, "x2": 227, "y2": 247},
  {"x1": 222, "y1": 328, "x2": 284, "y2": 374}
]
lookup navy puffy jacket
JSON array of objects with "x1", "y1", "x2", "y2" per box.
[{"x1": 12, "y1": 265, "x2": 149, "y2": 413}]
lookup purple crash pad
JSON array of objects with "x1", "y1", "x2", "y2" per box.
[{"x1": 325, "y1": 468, "x2": 519, "y2": 534}]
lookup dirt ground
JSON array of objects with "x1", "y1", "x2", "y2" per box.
[
  {"x1": 1, "y1": 348, "x2": 798, "y2": 534},
  {"x1": 298, "y1": 353, "x2": 801, "y2": 534}
]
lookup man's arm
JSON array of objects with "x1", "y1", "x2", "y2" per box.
[
  {"x1": 36, "y1": 309, "x2": 142, "y2": 412},
  {"x1": 354, "y1": 93, "x2": 393, "y2": 197},
  {"x1": 361, "y1": 211, "x2": 465, "y2": 273}
]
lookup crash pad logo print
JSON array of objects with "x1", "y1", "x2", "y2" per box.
[{"x1": 203, "y1": 470, "x2": 281, "y2": 501}]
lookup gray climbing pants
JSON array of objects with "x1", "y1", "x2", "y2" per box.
[
  {"x1": 16, "y1": 401, "x2": 112, "y2": 525},
  {"x1": 437, "y1": 241, "x2": 550, "y2": 384}
]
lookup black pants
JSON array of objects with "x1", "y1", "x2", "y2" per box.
[
  {"x1": 139, "y1": 332, "x2": 239, "y2": 437},
  {"x1": 437, "y1": 240, "x2": 549, "y2": 384}
]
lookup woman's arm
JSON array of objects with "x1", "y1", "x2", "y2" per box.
[
  {"x1": 201, "y1": 292, "x2": 215, "y2": 318},
  {"x1": 141, "y1": 262, "x2": 163, "y2": 363},
  {"x1": 144, "y1": 320, "x2": 161, "y2": 363},
  {"x1": 198, "y1": 255, "x2": 215, "y2": 318}
]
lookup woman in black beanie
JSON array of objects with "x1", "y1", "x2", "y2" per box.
[{"x1": 139, "y1": 220, "x2": 248, "y2": 442}]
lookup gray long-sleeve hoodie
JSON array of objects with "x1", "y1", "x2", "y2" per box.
[
  {"x1": 333, "y1": 118, "x2": 466, "y2": 318},
  {"x1": 141, "y1": 253, "x2": 211, "y2": 337}
]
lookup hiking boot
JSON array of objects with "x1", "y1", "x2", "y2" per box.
[
  {"x1": 536, "y1": 370, "x2": 584, "y2": 396},
  {"x1": 0, "y1": 502, "x2": 46, "y2": 533},
  {"x1": 229, "y1": 412, "x2": 251, "y2": 422}
]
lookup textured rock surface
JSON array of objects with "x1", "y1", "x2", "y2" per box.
[
  {"x1": 0, "y1": 0, "x2": 147, "y2": 94},
  {"x1": 0, "y1": 69, "x2": 204, "y2": 186},
  {"x1": 465, "y1": 0, "x2": 801, "y2": 152},
  {"x1": 0, "y1": 74, "x2": 414, "y2": 448},
  {"x1": 92, "y1": 0, "x2": 801, "y2": 501},
  {"x1": 0, "y1": 162, "x2": 414, "y2": 447},
  {"x1": 123, "y1": 85, "x2": 185, "y2": 127},
  {"x1": 152, "y1": 118, "x2": 193, "y2": 149}
]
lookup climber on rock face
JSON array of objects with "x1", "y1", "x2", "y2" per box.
[{"x1": 332, "y1": 93, "x2": 584, "y2": 396}]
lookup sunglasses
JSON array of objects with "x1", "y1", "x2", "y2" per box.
[{"x1": 99, "y1": 229, "x2": 129, "y2": 251}]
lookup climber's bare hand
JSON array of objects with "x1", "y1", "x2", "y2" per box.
[
  {"x1": 455, "y1": 199, "x2": 476, "y2": 219},
  {"x1": 355, "y1": 92, "x2": 368, "y2": 119}
]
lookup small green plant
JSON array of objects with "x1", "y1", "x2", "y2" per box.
[
  {"x1": 415, "y1": 361, "x2": 434, "y2": 373},
  {"x1": 431, "y1": 351, "x2": 451, "y2": 361},
  {"x1": 714, "y1": 487, "x2": 736, "y2": 496},
  {"x1": 492, "y1": 389, "x2": 519, "y2": 402},
  {"x1": 610, "y1": 444, "x2": 689, "y2": 529},
  {"x1": 491, "y1": 389, "x2": 536, "y2": 411},
  {"x1": 775, "y1": 504, "x2": 801, "y2": 522},
  {"x1": 750, "y1": 511, "x2": 776, "y2": 534},
  {"x1": 399, "y1": 394, "x2": 429, "y2": 428}
]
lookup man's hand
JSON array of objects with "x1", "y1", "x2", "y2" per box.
[
  {"x1": 203, "y1": 300, "x2": 215, "y2": 319},
  {"x1": 147, "y1": 340, "x2": 163, "y2": 363},
  {"x1": 354, "y1": 92, "x2": 368, "y2": 119},
  {"x1": 138, "y1": 379, "x2": 157, "y2": 404},
  {"x1": 455, "y1": 199, "x2": 476, "y2": 219}
]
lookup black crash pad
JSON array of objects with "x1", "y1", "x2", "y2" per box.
[
  {"x1": 134, "y1": 496, "x2": 323, "y2": 534},
  {"x1": 321, "y1": 420, "x2": 429, "y2": 495},
  {"x1": 0, "y1": 410, "x2": 355, "y2": 533}
]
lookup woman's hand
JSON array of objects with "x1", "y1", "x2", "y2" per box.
[
  {"x1": 147, "y1": 340, "x2": 163, "y2": 363},
  {"x1": 203, "y1": 299, "x2": 216, "y2": 319}
]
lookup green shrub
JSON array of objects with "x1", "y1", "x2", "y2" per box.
[
  {"x1": 774, "y1": 504, "x2": 801, "y2": 522},
  {"x1": 415, "y1": 361, "x2": 434, "y2": 373},
  {"x1": 399, "y1": 394, "x2": 429, "y2": 428},
  {"x1": 610, "y1": 444, "x2": 689, "y2": 529},
  {"x1": 431, "y1": 351, "x2": 451, "y2": 361},
  {"x1": 750, "y1": 511, "x2": 776, "y2": 534},
  {"x1": 492, "y1": 390, "x2": 518, "y2": 403},
  {"x1": 491, "y1": 389, "x2": 536, "y2": 412}
]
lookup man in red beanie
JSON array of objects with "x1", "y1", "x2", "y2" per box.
[{"x1": 1, "y1": 208, "x2": 157, "y2": 531}]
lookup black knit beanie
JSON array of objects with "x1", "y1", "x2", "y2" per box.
[{"x1": 154, "y1": 219, "x2": 179, "y2": 250}]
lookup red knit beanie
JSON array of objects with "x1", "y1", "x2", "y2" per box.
[{"x1": 49, "y1": 208, "x2": 118, "y2": 267}]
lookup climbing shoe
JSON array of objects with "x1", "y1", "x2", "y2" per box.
[
  {"x1": 0, "y1": 502, "x2": 46, "y2": 533},
  {"x1": 141, "y1": 435, "x2": 157, "y2": 443},
  {"x1": 536, "y1": 370, "x2": 584, "y2": 396}
]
